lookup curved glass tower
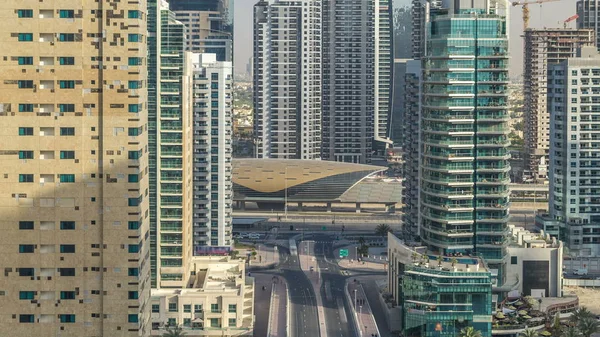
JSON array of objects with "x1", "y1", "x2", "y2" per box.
[{"x1": 420, "y1": 1, "x2": 510, "y2": 277}]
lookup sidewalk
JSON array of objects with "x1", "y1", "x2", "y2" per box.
[
  {"x1": 335, "y1": 246, "x2": 387, "y2": 272},
  {"x1": 267, "y1": 280, "x2": 288, "y2": 337},
  {"x1": 249, "y1": 243, "x2": 280, "y2": 267},
  {"x1": 348, "y1": 281, "x2": 380, "y2": 337},
  {"x1": 299, "y1": 240, "x2": 327, "y2": 337}
]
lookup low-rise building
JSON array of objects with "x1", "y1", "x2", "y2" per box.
[
  {"x1": 387, "y1": 233, "x2": 494, "y2": 337},
  {"x1": 150, "y1": 256, "x2": 254, "y2": 336}
]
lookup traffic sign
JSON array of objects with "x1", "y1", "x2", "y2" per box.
[{"x1": 339, "y1": 249, "x2": 349, "y2": 258}]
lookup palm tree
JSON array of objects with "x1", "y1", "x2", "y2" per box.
[
  {"x1": 436, "y1": 255, "x2": 443, "y2": 267},
  {"x1": 458, "y1": 326, "x2": 482, "y2": 337},
  {"x1": 570, "y1": 306, "x2": 594, "y2": 326},
  {"x1": 162, "y1": 325, "x2": 186, "y2": 337},
  {"x1": 519, "y1": 328, "x2": 538, "y2": 337},
  {"x1": 561, "y1": 326, "x2": 580, "y2": 337},
  {"x1": 450, "y1": 257, "x2": 459, "y2": 267},
  {"x1": 578, "y1": 317, "x2": 600, "y2": 337},
  {"x1": 375, "y1": 223, "x2": 392, "y2": 237},
  {"x1": 411, "y1": 251, "x2": 419, "y2": 263}
]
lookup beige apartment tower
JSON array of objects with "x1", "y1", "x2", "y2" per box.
[
  {"x1": 0, "y1": 1, "x2": 151, "y2": 336},
  {"x1": 523, "y1": 28, "x2": 594, "y2": 181}
]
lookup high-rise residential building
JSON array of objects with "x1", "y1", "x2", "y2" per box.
[
  {"x1": 168, "y1": 0, "x2": 233, "y2": 62},
  {"x1": 253, "y1": 0, "x2": 322, "y2": 160},
  {"x1": 374, "y1": 0, "x2": 394, "y2": 150},
  {"x1": 192, "y1": 53, "x2": 233, "y2": 248},
  {"x1": 410, "y1": 0, "x2": 442, "y2": 59},
  {"x1": 523, "y1": 28, "x2": 594, "y2": 181},
  {"x1": 401, "y1": 60, "x2": 422, "y2": 239},
  {"x1": 577, "y1": 0, "x2": 600, "y2": 49},
  {"x1": 0, "y1": 1, "x2": 150, "y2": 335},
  {"x1": 548, "y1": 47, "x2": 600, "y2": 256},
  {"x1": 148, "y1": 2, "x2": 195, "y2": 289},
  {"x1": 420, "y1": 0, "x2": 511, "y2": 281}
]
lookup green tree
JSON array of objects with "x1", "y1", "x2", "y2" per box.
[
  {"x1": 436, "y1": 255, "x2": 443, "y2": 267},
  {"x1": 570, "y1": 306, "x2": 594, "y2": 326},
  {"x1": 162, "y1": 325, "x2": 186, "y2": 337},
  {"x1": 579, "y1": 317, "x2": 600, "y2": 337},
  {"x1": 375, "y1": 223, "x2": 392, "y2": 237},
  {"x1": 458, "y1": 326, "x2": 482, "y2": 337},
  {"x1": 450, "y1": 257, "x2": 459, "y2": 267},
  {"x1": 519, "y1": 328, "x2": 538, "y2": 337},
  {"x1": 561, "y1": 326, "x2": 580, "y2": 337}
]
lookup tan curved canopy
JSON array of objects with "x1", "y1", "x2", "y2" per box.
[{"x1": 232, "y1": 159, "x2": 385, "y2": 193}]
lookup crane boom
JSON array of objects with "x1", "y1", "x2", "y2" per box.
[
  {"x1": 564, "y1": 14, "x2": 579, "y2": 28},
  {"x1": 511, "y1": 0, "x2": 561, "y2": 30}
]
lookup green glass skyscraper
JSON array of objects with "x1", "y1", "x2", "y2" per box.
[{"x1": 420, "y1": 0, "x2": 511, "y2": 282}]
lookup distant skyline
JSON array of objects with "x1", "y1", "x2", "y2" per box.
[{"x1": 234, "y1": 0, "x2": 575, "y2": 79}]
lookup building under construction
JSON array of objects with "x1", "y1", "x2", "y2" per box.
[{"x1": 523, "y1": 28, "x2": 595, "y2": 181}]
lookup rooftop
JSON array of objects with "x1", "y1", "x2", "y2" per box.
[{"x1": 507, "y1": 224, "x2": 561, "y2": 249}]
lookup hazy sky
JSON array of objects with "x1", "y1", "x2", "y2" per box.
[{"x1": 233, "y1": 0, "x2": 576, "y2": 78}]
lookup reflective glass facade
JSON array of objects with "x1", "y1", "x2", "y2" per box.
[{"x1": 420, "y1": 8, "x2": 510, "y2": 277}]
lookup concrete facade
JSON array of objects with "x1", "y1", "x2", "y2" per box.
[
  {"x1": 523, "y1": 28, "x2": 595, "y2": 181},
  {"x1": 0, "y1": 1, "x2": 151, "y2": 335},
  {"x1": 577, "y1": 0, "x2": 600, "y2": 50},
  {"x1": 547, "y1": 47, "x2": 600, "y2": 256},
  {"x1": 150, "y1": 257, "x2": 254, "y2": 336},
  {"x1": 192, "y1": 54, "x2": 233, "y2": 248}
]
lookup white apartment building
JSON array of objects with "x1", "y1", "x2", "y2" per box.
[
  {"x1": 192, "y1": 54, "x2": 233, "y2": 248},
  {"x1": 150, "y1": 256, "x2": 254, "y2": 336},
  {"x1": 253, "y1": 0, "x2": 322, "y2": 160},
  {"x1": 548, "y1": 47, "x2": 600, "y2": 256}
]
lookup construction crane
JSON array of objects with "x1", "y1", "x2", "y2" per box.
[
  {"x1": 563, "y1": 14, "x2": 579, "y2": 29},
  {"x1": 511, "y1": 0, "x2": 561, "y2": 31}
]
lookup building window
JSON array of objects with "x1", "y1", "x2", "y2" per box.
[
  {"x1": 168, "y1": 303, "x2": 177, "y2": 312},
  {"x1": 60, "y1": 221, "x2": 75, "y2": 230},
  {"x1": 60, "y1": 291, "x2": 76, "y2": 300},
  {"x1": 59, "y1": 174, "x2": 75, "y2": 183},
  {"x1": 128, "y1": 174, "x2": 139, "y2": 183},
  {"x1": 59, "y1": 57, "x2": 75, "y2": 65},
  {"x1": 128, "y1": 244, "x2": 139, "y2": 253},
  {"x1": 18, "y1": 57, "x2": 33, "y2": 65},
  {"x1": 19, "y1": 315, "x2": 35, "y2": 323},
  {"x1": 128, "y1": 127, "x2": 140, "y2": 136},
  {"x1": 19, "y1": 291, "x2": 35, "y2": 300},
  {"x1": 59, "y1": 314, "x2": 76, "y2": 323},
  {"x1": 128, "y1": 314, "x2": 138, "y2": 323},
  {"x1": 128, "y1": 10, "x2": 140, "y2": 19},
  {"x1": 183, "y1": 305, "x2": 191, "y2": 313},
  {"x1": 17, "y1": 9, "x2": 33, "y2": 18},
  {"x1": 228, "y1": 318, "x2": 236, "y2": 327},
  {"x1": 59, "y1": 104, "x2": 75, "y2": 112},
  {"x1": 58, "y1": 33, "x2": 75, "y2": 42},
  {"x1": 19, "y1": 221, "x2": 34, "y2": 230},
  {"x1": 510, "y1": 256, "x2": 517, "y2": 265},
  {"x1": 228, "y1": 304, "x2": 237, "y2": 313},
  {"x1": 59, "y1": 10, "x2": 74, "y2": 18},
  {"x1": 59, "y1": 268, "x2": 75, "y2": 277},
  {"x1": 151, "y1": 304, "x2": 159, "y2": 313},
  {"x1": 128, "y1": 291, "x2": 138, "y2": 300},
  {"x1": 129, "y1": 104, "x2": 141, "y2": 113},
  {"x1": 210, "y1": 318, "x2": 219, "y2": 327},
  {"x1": 59, "y1": 80, "x2": 75, "y2": 89},
  {"x1": 211, "y1": 304, "x2": 219, "y2": 313},
  {"x1": 18, "y1": 151, "x2": 34, "y2": 159},
  {"x1": 18, "y1": 127, "x2": 34, "y2": 136},
  {"x1": 18, "y1": 268, "x2": 34, "y2": 277},
  {"x1": 59, "y1": 151, "x2": 75, "y2": 159},
  {"x1": 167, "y1": 318, "x2": 176, "y2": 326},
  {"x1": 128, "y1": 268, "x2": 139, "y2": 277},
  {"x1": 19, "y1": 174, "x2": 34, "y2": 183},
  {"x1": 184, "y1": 318, "x2": 191, "y2": 326},
  {"x1": 18, "y1": 33, "x2": 33, "y2": 41},
  {"x1": 19, "y1": 245, "x2": 35, "y2": 253},
  {"x1": 194, "y1": 305, "x2": 203, "y2": 313},
  {"x1": 128, "y1": 34, "x2": 141, "y2": 42},
  {"x1": 60, "y1": 127, "x2": 75, "y2": 136},
  {"x1": 128, "y1": 57, "x2": 142, "y2": 66},
  {"x1": 18, "y1": 104, "x2": 34, "y2": 112},
  {"x1": 128, "y1": 221, "x2": 139, "y2": 230},
  {"x1": 128, "y1": 81, "x2": 141, "y2": 89},
  {"x1": 60, "y1": 245, "x2": 75, "y2": 253},
  {"x1": 128, "y1": 197, "x2": 140, "y2": 207},
  {"x1": 128, "y1": 151, "x2": 141, "y2": 159},
  {"x1": 18, "y1": 80, "x2": 33, "y2": 88}
]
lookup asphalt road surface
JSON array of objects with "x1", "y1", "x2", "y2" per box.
[{"x1": 312, "y1": 234, "x2": 358, "y2": 337}]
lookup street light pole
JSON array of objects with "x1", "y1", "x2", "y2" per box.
[{"x1": 354, "y1": 289, "x2": 357, "y2": 310}]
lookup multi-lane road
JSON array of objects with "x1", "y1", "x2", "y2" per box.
[{"x1": 253, "y1": 232, "x2": 385, "y2": 337}]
